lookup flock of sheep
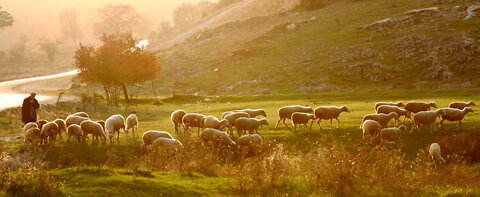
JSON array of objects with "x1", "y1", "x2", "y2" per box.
[{"x1": 21, "y1": 100, "x2": 475, "y2": 163}]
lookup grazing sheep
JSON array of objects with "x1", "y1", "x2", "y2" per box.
[
  {"x1": 65, "y1": 115, "x2": 90, "y2": 127},
  {"x1": 429, "y1": 143, "x2": 446, "y2": 165},
  {"x1": 380, "y1": 125, "x2": 407, "y2": 143},
  {"x1": 224, "y1": 112, "x2": 250, "y2": 126},
  {"x1": 142, "y1": 131, "x2": 173, "y2": 146},
  {"x1": 182, "y1": 113, "x2": 206, "y2": 136},
  {"x1": 362, "y1": 112, "x2": 399, "y2": 127},
  {"x1": 361, "y1": 120, "x2": 382, "y2": 144},
  {"x1": 105, "y1": 114, "x2": 125, "y2": 143},
  {"x1": 291, "y1": 112, "x2": 316, "y2": 133},
  {"x1": 449, "y1": 101, "x2": 476, "y2": 110},
  {"x1": 410, "y1": 109, "x2": 446, "y2": 133},
  {"x1": 80, "y1": 120, "x2": 107, "y2": 144},
  {"x1": 125, "y1": 114, "x2": 138, "y2": 138},
  {"x1": 152, "y1": 137, "x2": 184, "y2": 153},
  {"x1": 66, "y1": 124, "x2": 83, "y2": 143},
  {"x1": 54, "y1": 119, "x2": 66, "y2": 138},
  {"x1": 72, "y1": 112, "x2": 89, "y2": 118},
  {"x1": 405, "y1": 101, "x2": 437, "y2": 113},
  {"x1": 41, "y1": 122, "x2": 59, "y2": 144},
  {"x1": 233, "y1": 109, "x2": 267, "y2": 118},
  {"x1": 171, "y1": 110, "x2": 187, "y2": 134},
  {"x1": 200, "y1": 128, "x2": 236, "y2": 149},
  {"x1": 377, "y1": 105, "x2": 412, "y2": 124},
  {"x1": 276, "y1": 106, "x2": 313, "y2": 129},
  {"x1": 439, "y1": 107, "x2": 474, "y2": 130},
  {"x1": 221, "y1": 112, "x2": 233, "y2": 119},
  {"x1": 23, "y1": 122, "x2": 38, "y2": 133},
  {"x1": 238, "y1": 134, "x2": 263, "y2": 156},
  {"x1": 24, "y1": 127, "x2": 41, "y2": 149},
  {"x1": 236, "y1": 117, "x2": 268, "y2": 136},
  {"x1": 36, "y1": 120, "x2": 48, "y2": 131},
  {"x1": 203, "y1": 116, "x2": 232, "y2": 132},
  {"x1": 96, "y1": 120, "x2": 106, "y2": 131},
  {"x1": 314, "y1": 106, "x2": 350, "y2": 130},
  {"x1": 374, "y1": 101, "x2": 405, "y2": 111}
]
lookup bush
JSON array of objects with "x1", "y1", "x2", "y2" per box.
[{"x1": 0, "y1": 170, "x2": 63, "y2": 197}]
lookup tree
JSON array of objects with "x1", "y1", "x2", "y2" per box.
[
  {"x1": 38, "y1": 38, "x2": 57, "y2": 61},
  {"x1": 59, "y1": 8, "x2": 83, "y2": 46},
  {"x1": 0, "y1": 6, "x2": 14, "y2": 29},
  {"x1": 173, "y1": 4, "x2": 198, "y2": 27},
  {"x1": 9, "y1": 34, "x2": 28, "y2": 61},
  {"x1": 93, "y1": 4, "x2": 142, "y2": 37},
  {"x1": 75, "y1": 33, "x2": 161, "y2": 106}
]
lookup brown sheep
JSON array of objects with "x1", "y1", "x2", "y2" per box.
[
  {"x1": 314, "y1": 106, "x2": 350, "y2": 130},
  {"x1": 41, "y1": 122, "x2": 58, "y2": 145},
  {"x1": 405, "y1": 101, "x2": 437, "y2": 113},
  {"x1": 448, "y1": 101, "x2": 475, "y2": 110},
  {"x1": 276, "y1": 105, "x2": 313, "y2": 129},
  {"x1": 291, "y1": 112, "x2": 315, "y2": 133}
]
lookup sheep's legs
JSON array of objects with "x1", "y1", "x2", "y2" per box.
[
  {"x1": 317, "y1": 119, "x2": 323, "y2": 130},
  {"x1": 304, "y1": 123, "x2": 310, "y2": 130},
  {"x1": 335, "y1": 118, "x2": 340, "y2": 129},
  {"x1": 282, "y1": 119, "x2": 289, "y2": 129},
  {"x1": 293, "y1": 124, "x2": 297, "y2": 133},
  {"x1": 309, "y1": 121, "x2": 314, "y2": 129},
  {"x1": 458, "y1": 120, "x2": 462, "y2": 131},
  {"x1": 275, "y1": 119, "x2": 283, "y2": 129},
  {"x1": 330, "y1": 119, "x2": 333, "y2": 130}
]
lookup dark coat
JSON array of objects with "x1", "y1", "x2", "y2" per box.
[{"x1": 22, "y1": 97, "x2": 39, "y2": 124}]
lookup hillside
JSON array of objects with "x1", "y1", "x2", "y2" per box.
[{"x1": 155, "y1": 0, "x2": 480, "y2": 95}]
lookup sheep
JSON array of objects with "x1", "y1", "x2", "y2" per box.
[
  {"x1": 314, "y1": 106, "x2": 350, "y2": 130},
  {"x1": 23, "y1": 122, "x2": 38, "y2": 133},
  {"x1": 125, "y1": 114, "x2": 138, "y2": 138},
  {"x1": 182, "y1": 113, "x2": 206, "y2": 136},
  {"x1": 236, "y1": 117, "x2": 268, "y2": 136},
  {"x1": 152, "y1": 137, "x2": 184, "y2": 153},
  {"x1": 362, "y1": 112, "x2": 399, "y2": 128},
  {"x1": 410, "y1": 109, "x2": 446, "y2": 133},
  {"x1": 142, "y1": 131, "x2": 173, "y2": 146},
  {"x1": 377, "y1": 105, "x2": 412, "y2": 124},
  {"x1": 40, "y1": 122, "x2": 58, "y2": 145},
  {"x1": 221, "y1": 112, "x2": 233, "y2": 119},
  {"x1": 105, "y1": 114, "x2": 125, "y2": 143},
  {"x1": 72, "y1": 112, "x2": 89, "y2": 118},
  {"x1": 80, "y1": 120, "x2": 107, "y2": 144},
  {"x1": 203, "y1": 116, "x2": 232, "y2": 133},
  {"x1": 276, "y1": 105, "x2": 313, "y2": 129},
  {"x1": 65, "y1": 115, "x2": 90, "y2": 127},
  {"x1": 54, "y1": 119, "x2": 66, "y2": 138},
  {"x1": 24, "y1": 127, "x2": 41, "y2": 150},
  {"x1": 171, "y1": 110, "x2": 187, "y2": 134},
  {"x1": 36, "y1": 120, "x2": 48, "y2": 131},
  {"x1": 429, "y1": 143, "x2": 446, "y2": 165},
  {"x1": 233, "y1": 109, "x2": 267, "y2": 118},
  {"x1": 200, "y1": 128, "x2": 236, "y2": 149},
  {"x1": 380, "y1": 125, "x2": 407, "y2": 143},
  {"x1": 291, "y1": 112, "x2": 315, "y2": 133},
  {"x1": 448, "y1": 101, "x2": 476, "y2": 110},
  {"x1": 439, "y1": 107, "x2": 474, "y2": 130},
  {"x1": 374, "y1": 101, "x2": 405, "y2": 112},
  {"x1": 66, "y1": 124, "x2": 83, "y2": 143},
  {"x1": 238, "y1": 134, "x2": 263, "y2": 156},
  {"x1": 361, "y1": 120, "x2": 382, "y2": 144},
  {"x1": 405, "y1": 101, "x2": 437, "y2": 113},
  {"x1": 96, "y1": 120, "x2": 106, "y2": 131},
  {"x1": 224, "y1": 112, "x2": 250, "y2": 126}
]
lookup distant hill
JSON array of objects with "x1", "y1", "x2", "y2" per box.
[{"x1": 154, "y1": 0, "x2": 480, "y2": 95}]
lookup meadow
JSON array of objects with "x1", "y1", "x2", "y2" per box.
[{"x1": 1, "y1": 88, "x2": 480, "y2": 196}]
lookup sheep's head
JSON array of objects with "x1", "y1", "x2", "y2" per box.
[
  {"x1": 261, "y1": 118, "x2": 269, "y2": 126},
  {"x1": 306, "y1": 108, "x2": 314, "y2": 114},
  {"x1": 465, "y1": 107, "x2": 474, "y2": 113},
  {"x1": 260, "y1": 110, "x2": 267, "y2": 117},
  {"x1": 398, "y1": 125, "x2": 407, "y2": 131},
  {"x1": 469, "y1": 101, "x2": 476, "y2": 107},
  {"x1": 437, "y1": 109, "x2": 446, "y2": 116},
  {"x1": 396, "y1": 101, "x2": 405, "y2": 107},
  {"x1": 430, "y1": 102, "x2": 438, "y2": 108},
  {"x1": 342, "y1": 106, "x2": 351, "y2": 113},
  {"x1": 389, "y1": 112, "x2": 399, "y2": 121}
]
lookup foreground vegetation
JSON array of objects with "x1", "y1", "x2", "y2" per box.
[{"x1": 1, "y1": 88, "x2": 480, "y2": 196}]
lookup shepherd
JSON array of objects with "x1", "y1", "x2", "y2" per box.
[{"x1": 21, "y1": 92, "x2": 39, "y2": 124}]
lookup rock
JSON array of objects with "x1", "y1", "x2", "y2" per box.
[
  {"x1": 404, "y1": 7, "x2": 440, "y2": 15},
  {"x1": 287, "y1": 23, "x2": 297, "y2": 31},
  {"x1": 465, "y1": 5, "x2": 480, "y2": 20}
]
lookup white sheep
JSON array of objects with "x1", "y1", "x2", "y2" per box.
[
  {"x1": 171, "y1": 110, "x2": 187, "y2": 134},
  {"x1": 233, "y1": 109, "x2": 267, "y2": 118},
  {"x1": 54, "y1": 119, "x2": 66, "y2": 138},
  {"x1": 314, "y1": 106, "x2": 350, "y2": 130},
  {"x1": 405, "y1": 101, "x2": 437, "y2": 113},
  {"x1": 80, "y1": 120, "x2": 107, "y2": 144},
  {"x1": 23, "y1": 122, "x2": 38, "y2": 133},
  {"x1": 410, "y1": 109, "x2": 446, "y2": 133},
  {"x1": 439, "y1": 107, "x2": 474, "y2": 130},
  {"x1": 221, "y1": 111, "x2": 233, "y2": 119},
  {"x1": 276, "y1": 105, "x2": 313, "y2": 129},
  {"x1": 377, "y1": 105, "x2": 412, "y2": 124},
  {"x1": 142, "y1": 130, "x2": 173, "y2": 146},
  {"x1": 448, "y1": 101, "x2": 475, "y2": 110},
  {"x1": 125, "y1": 114, "x2": 138, "y2": 138},
  {"x1": 105, "y1": 114, "x2": 125, "y2": 143},
  {"x1": 238, "y1": 134, "x2": 263, "y2": 156},
  {"x1": 380, "y1": 125, "x2": 407, "y2": 143},
  {"x1": 72, "y1": 112, "x2": 89, "y2": 118},
  {"x1": 291, "y1": 112, "x2": 315, "y2": 133},
  {"x1": 24, "y1": 127, "x2": 41, "y2": 150},
  {"x1": 429, "y1": 143, "x2": 446, "y2": 165},
  {"x1": 236, "y1": 117, "x2": 268, "y2": 137},
  {"x1": 203, "y1": 116, "x2": 232, "y2": 132},
  {"x1": 182, "y1": 113, "x2": 206, "y2": 136},
  {"x1": 41, "y1": 122, "x2": 58, "y2": 145},
  {"x1": 200, "y1": 128, "x2": 236, "y2": 149},
  {"x1": 65, "y1": 115, "x2": 90, "y2": 127},
  {"x1": 374, "y1": 101, "x2": 405, "y2": 112},
  {"x1": 224, "y1": 112, "x2": 250, "y2": 126},
  {"x1": 66, "y1": 124, "x2": 83, "y2": 143},
  {"x1": 362, "y1": 112, "x2": 399, "y2": 128},
  {"x1": 361, "y1": 120, "x2": 382, "y2": 144},
  {"x1": 152, "y1": 137, "x2": 184, "y2": 153}
]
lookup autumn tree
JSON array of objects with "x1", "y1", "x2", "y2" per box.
[
  {"x1": 75, "y1": 33, "x2": 161, "y2": 106},
  {"x1": 93, "y1": 4, "x2": 142, "y2": 37},
  {"x1": 0, "y1": 6, "x2": 14, "y2": 29},
  {"x1": 59, "y1": 8, "x2": 83, "y2": 46}
]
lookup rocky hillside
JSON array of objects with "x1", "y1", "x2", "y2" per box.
[{"x1": 154, "y1": 0, "x2": 480, "y2": 95}]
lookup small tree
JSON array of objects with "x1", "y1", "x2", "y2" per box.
[
  {"x1": 59, "y1": 8, "x2": 83, "y2": 46},
  {"x1": 38, "y1": 38, "x2": 57, "y2": 61},
  {"x1": 9, "y1": 34, "x2": 28, "y2": 61},
  {"x1": 0, "y1": 6, "x2": 14, "y2": 29},
  {"x1": 93, "y1": 4, "x2": 142, "y2": 36}
]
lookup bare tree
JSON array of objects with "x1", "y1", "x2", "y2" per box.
[
  {"x1": 59, "y1": 8, "x2": 83, "y2": 46},
  {"x1": 93, "y1": 4, "x2": 143, "y2": 36}
]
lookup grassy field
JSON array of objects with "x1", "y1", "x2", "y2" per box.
[{"x1": 1, "y1": 88, "x2": 480, "y2": 196}]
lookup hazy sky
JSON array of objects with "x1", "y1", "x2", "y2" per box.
[{"x1": 0, "y1": 0, "x2": 213, "y2": 50}]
